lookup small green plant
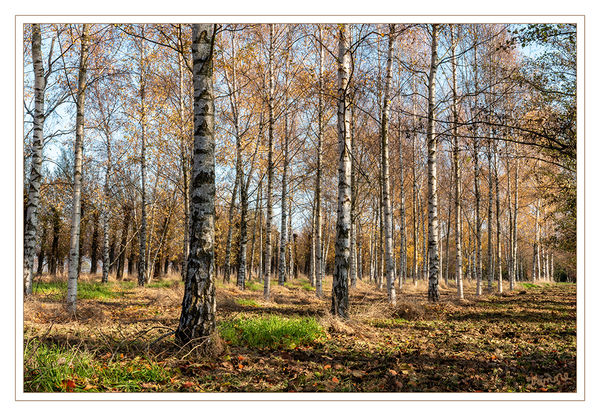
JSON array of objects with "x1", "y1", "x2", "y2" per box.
[
  {"x1": 219, "y1": 315, "x2": 325, "y2": 349},
  {"x1": 235, "y1": 298, "x2": 260, "y2": 307},
  {"x1": 245, "y1": 281, "x2": 262, "y2": 291},
  {"x1": 370, "y1": 318, "x2": 408, "y2": 329},
  {"x1": 521, "y1": 283, "x2": 539, "y2": 289}
]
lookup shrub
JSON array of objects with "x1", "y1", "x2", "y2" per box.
[{"x1": 219, "y1": 315, "x2": 325, "y2": 349}]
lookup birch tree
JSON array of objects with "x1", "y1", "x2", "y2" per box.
[
  {"x1": 451, "y1": 25, "x2": 464, "y2": 299},
  {"x1": 426, "y1": 24, "x2": 440, "y2": 302},
  {"x1": 331, "y1": 24, "x2": 351, "y2": 318},
  {"x1": 314, "y1": 25, "x2": 324, "y2": 298},
  {"x1": 66, "y1": 24, "x2": 90, "y2": 314},
  {"x1": 24, "y1": 24, "x2": 46, "y2": 295},
  {"x1": 380, "y1": 24, "x2": 396, "y2": 305},
  {"x1": 263, "y1": 24, "x2": 275, "y2": 300},
  {"x1": 176, "y1": 23, "x2": 217, "y2": 345}
]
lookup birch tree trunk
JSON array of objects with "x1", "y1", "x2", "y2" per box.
[
  {"x1": 532, "y1": 199, "x2": 540, "y2": 281},
  {"x1": 249, "y1": 180, "x2": 261, "y2": 281},
  {"x1": 331, "y1": 24, "x2": 351, "y2": 318},
  {"x1": 224, "y1": 31, "x2": 243, "y2": 283},
  {"x1": 350, "y1": 102, "x2": 358, "y2": 288},
  {"x1": 237, "y1": 172, "x2": 249, "y2": 290},
  {"x1": 381, "y1": 24, "x2": 396, "y2": 305},
  {"x1": 101, "y1": 154, "x2": 111, "y2": 283},
  {"x1": 511, "y1": 153, "x2": 519, "y2": 286},
  {"x1": 450, "y1": 25, "x2": 464, "y2": 299},
  {"x1": 66, "y1": 24, "x2": 90, "y2": 314},
  {"x1": 494, "y1": 138, "x2": 503, "y2": 292},
  {"x1": 24, "y1": 23, "x2": 46, "y2": 295},
  {"x1": 178, "y1": 47, "x2": 190, "y2": 283},
  {"x1": 138, "y1": 32, "x2": 148, "y2": 287},
  {"x1": 426, "y1": 24, "x2": 440, "y2": 302},
  {"x1": 263, "y1": 24, "x2": 275, "y2": 300},
  {"x1": 398, "y1": 118, "x2": 407, "y2": 291},
  {"x1": 315, "y1": 24, "x2": 324, "y2": 298},
  {"x1": 487, "y1": 135, "x2": 494, "y2": 291},
  {"x1": 279, "y1": 28, "x2": 292, "y2": 286},
  {"x1": 90, "y1": 211, "x2": 99, "y2": 274},
  {"x1": 176, "y1": 24, "x2": 217, "y2": 345},
  {"x1": 412, "y1": 121, "x2": 418, "y2": 286},
  {"x1": 309, "y1": 197, "x2": 316, "y2": 286}
]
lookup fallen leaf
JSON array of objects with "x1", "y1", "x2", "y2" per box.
[{"x1": 332, "y1": 376, "x2": 339, "y2": 383}]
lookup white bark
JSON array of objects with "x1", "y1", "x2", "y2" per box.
[
  {"x1": 263, "y1": 24, "x2": 275, "y2": 300},
  {"x1": 315, "y1": 25, "x2": 324, "y2": 298},
  {"x1": 138, "y1": 31, "x2": 148, "y2": 286},
  {"x1": 176, "y1": 24, "x2": 217, "y2": 344},
  {"x1": 66, "y1": 24, "x2": 90, "y2": 314},
  {"x1": 24, "y1": 24, "x2": 46, "y2": 295},
  {"x1": 450, "y1": 25, "x2": 464, "y2": 299},
  {"x1": 381, "y1": 24, "x2": 396, "y2": 305},
  {"x1": 331, "y1": 24, "x2": 351, "y2": 318},
  {"x1": 426, "y1": 24, "x2": 440, "y2": 302}
]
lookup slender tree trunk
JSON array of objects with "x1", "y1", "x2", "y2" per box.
[
  {"x1": 178, "y1": 47, "x2": 190, "y2": 283},
  {"x1": 381, "y1": 24, "x2": 396, "y2": 304},
  {"x1": 237, "y1": 174, "x2": 249, "y2": 290},
  {"x1": 309, "y1": 196, "x2": 316, "y2": 286},
  {"x1": 398, "y1": 120, "x2": 407, "y2": 291},
  {"x1": 138, "y1": 32, "x2": 148, "y2": 287},
  {"x1": 36, "y1": 226, "x2": 46, "y2": 275},
  {"x1": 66, "y1": 24, "x2": 90, "y2": 314},
  {"x1": 487, "y1": 135, "x2": 494, "y2": 291},
  {"x1": 49, "y1": 207, "x2": 60, "y2": 275},
  {"x1": 24, "y1": 23, "x2": 46, "y2": 295},
  {"x1": 90, "y1": 211, "x2": 99, "y2": 274},
  {"x1": 494, "y1": 139, "x2": 503, "y2": 292},
  {"x1": 512, "y1": 153, "x2": 518, "y2": 284},
  {"x1": 176, "y1": 24, "x2": 217, "y2": 345},
  {"x1": 451, "y1": 25, "x2": 464, "y2": 299},
  {"x1": 315, "y1": 25, "x2": 324, "y2": 298},
  {"x1": 263, "y1": 24, "x2": 275, "y2": 300},
  {"x1": 278, "y1": 29, "x2": 291, "y2": 286},
  {"x1": 331, "y1": 24, "x2": 351, "y2": 318},
  {"x1": 116, "y1": 204, "x2": 131, "y2": 280},
  {"x1": 249, "y1": 181, "x2": 261, "y2": 281},
  {"x1": 426, "y1": 24, "x2": 440, "y2": 302},
  {"x1": 532, "y1": 199, "x2": 540, "y2": 281},
  {"x1": 350, "y1": 103, "x2": 358, "y2": 288}
]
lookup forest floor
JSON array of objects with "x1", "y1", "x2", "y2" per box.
[{"x1": 23, "y1": 273, "x2": 577, "y2": 393}]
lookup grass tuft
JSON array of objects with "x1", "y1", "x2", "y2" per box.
[
  {"x1": 219, "y1": 314, "x2": 325, "y2": 349},
  {"x1": 235, "y1": 298, "x2": 260, "y2": 307}
]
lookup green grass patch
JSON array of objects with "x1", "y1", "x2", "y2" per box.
[
  {"x1": 32, "y1": 281, "x2": 124, "y2": 301},
  {"x1": 245, "y1": 281, "x2": 262, "y2": 291},
  {"x1": 369, "y1": 318, "x2": 408, "y2": 329},
  {"x1": 219, "y1": 314, "x2": 326, "y2": 349},
  {"x1": 521, "y1": 283, "x2": 540, "y2": 289},
  {"x1": 284, "y1": 279, "x2": 314, "y2": 292},
  {"x1": 147, "y1": 279, "x2": 177, "y2": 289},
  {"x1": 235, "y1": 298, "x2": 261, "y2": 307},
  {"x1": 24, "y1": 340, "x2": 172, "y2": 392}
]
